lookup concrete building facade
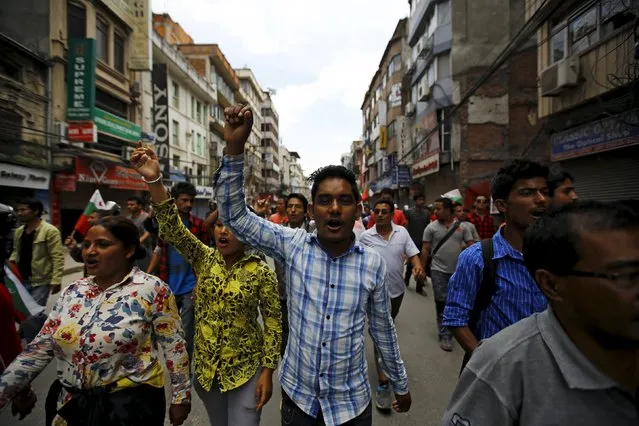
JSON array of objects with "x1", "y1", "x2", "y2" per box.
[{"x1": 261, "y1": 91, "x2": 281, "y2": 194}]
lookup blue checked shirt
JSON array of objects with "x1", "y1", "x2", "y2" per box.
[
  {"x1": 442, "y1": 228, "x2": 548, "y2": 340},
  {"x1": 215, "y1": 155, "x2": 408, "y2": 426}
]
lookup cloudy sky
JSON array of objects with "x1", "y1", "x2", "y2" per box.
[{"x1": 153, "y1": 0, "x2": 409, "y2": 176}]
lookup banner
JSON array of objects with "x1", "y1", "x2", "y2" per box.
[
  {"x1": 76, "y1": 158, "x2": 148, "y2": 191},
  {"x1": 380, "y1": 126, "x2": 388, "y2": 150},
  {"x1": 66, "y1": 39, "x2": 97, "y2": 121},
  {"x1": 129, "y1": 0, "x2": 152, "y2": 71},
  {"x1": 68, "y1": 121, "x2": 97, "y2": 143},
  {"x1": 152, "y1": 64, "x2": 171, "y2": 176},
  {"x1": 93, "y1": 108, "x2": 141, "y2": 142},
  {"x1": 412, "y1": 151, "x2": 439, "y2": 179}
]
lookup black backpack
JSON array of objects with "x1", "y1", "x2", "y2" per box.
[{"x1": 460, "y1": 238, "x2": 496, "y2": 372}]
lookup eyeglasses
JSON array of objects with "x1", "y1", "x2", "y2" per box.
[
  {"x1": 373, "y1": 209, "x2": 390, "y2": 215},
  {"x1": 561, "y1": 269, "x2": 639, "y2": 290}
]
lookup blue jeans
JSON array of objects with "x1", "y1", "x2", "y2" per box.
[
  {"x1": 25, "y1": 280, "x2": 50, "y2": 307},
  {"x1": 175, "y1": 292, "x2": 194, "y2": 360}
]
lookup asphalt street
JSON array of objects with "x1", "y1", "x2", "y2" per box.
[{"x1": 1, "y1": 257, "x2": 463, "y2": 426}]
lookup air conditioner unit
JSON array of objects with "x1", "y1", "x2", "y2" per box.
[
  {"x1": 54, "y1": 121, "x2": 69, "y2": 144},
  {"x1": 405, "y1": 102, "x2": 416, "y2": 116},
  {"x1": 540, "y1": 57, "x2": 580, "y2": 97},
  {"x1": 418, "y1": 79, "x2": 431, "y2": 102}
]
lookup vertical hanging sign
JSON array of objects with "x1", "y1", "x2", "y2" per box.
[
  {"x1": 66, "y1": 38, "x2": 97, "y2": 121},
  {"x1": 152, "y1": 63, "x2": 171, "y2": 176}
]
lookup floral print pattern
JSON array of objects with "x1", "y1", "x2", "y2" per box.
[
  {"x1": 154, "y1": 198, "x2": 281, "y2": 393},
  {"x1": 0, "y1": 268, "x2": 191, "y2": 412}
]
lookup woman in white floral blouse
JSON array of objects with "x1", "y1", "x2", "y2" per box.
[{"x1": 0, "y1": 216, "x2": 191, "y2": 426}]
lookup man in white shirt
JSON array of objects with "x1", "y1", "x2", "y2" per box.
[{"x1": 360, "y1": 200, "x2": 424, "y2": 411}]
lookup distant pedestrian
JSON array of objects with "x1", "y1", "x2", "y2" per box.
[
  {"x1": 270, "y1": 197, "x2": 288, "y2": 225},
  {"x1": 126, "y1": 196, "x2": 152, "y2": 270},
  {"x1": 360, "y1": 200, "x2": 423, "y2": 410},
  {"x1": 421, "y1": 197, "x2": 475, "y2": 352},
  {"x1": 443, "y1": 200, "x2": 639, "y2": 425},
  {"x1": 467, "y1": 195, "x2": 496, "y2": 240},
  {"x1": 10, "y1": 198, "x2": 64, "y2": 307},
  {"x1": 547, "y1": 166, "x2": 578, "y2": 209},
  {"x1": 405, "y1": 194, "x2": 431, "y2": 294},
  {"x1": 366, "y1": 187, "x2": 407, "y2": 229},
  {"x1": 454, "y1": 204, "x2": 480, "y2": 243}
]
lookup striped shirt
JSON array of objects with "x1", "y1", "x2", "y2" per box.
[
  {"x1": 442, "y1": 228, "x2": 548, "y2": 340},
  {"x1": 215, "y1": 155, "x2": 408, "y2": 426}
]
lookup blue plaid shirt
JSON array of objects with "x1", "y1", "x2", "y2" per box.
[
  {"x1": 215, "y1": 155, "x2": 408, "y2": 426},
  {"x1": 442, "y1": 228, "x2": 548, "y2": 340}
]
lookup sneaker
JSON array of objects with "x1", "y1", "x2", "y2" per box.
[
  {"x1": 375, "y1": 383, "x2": 392, "y2": 410},
  {"x1": 439, "y1": 337, "x2": 453, "y2": 352}
]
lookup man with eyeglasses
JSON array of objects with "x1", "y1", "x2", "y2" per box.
[
  {"x1": 442, "y1": 200, "x2": 639, "y2": 425},
  {"x1": 360, "y1": 200, "x2": 424, "y2": 411},
  {"x1": 467, "y1": 196, "x2": 496, "y2": 240}
]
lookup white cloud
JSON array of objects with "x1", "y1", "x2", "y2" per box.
[{"x1": 157, "y1": 0, "x2": 409, "y2": 174}]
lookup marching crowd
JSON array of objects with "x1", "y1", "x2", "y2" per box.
[{"x1": 0, "y1": 103, "x2": 637, "y2": 425}]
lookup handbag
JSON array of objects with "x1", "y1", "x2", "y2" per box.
[{"x1": 426, "y1": 221, "x2": 461, "y2": 276}]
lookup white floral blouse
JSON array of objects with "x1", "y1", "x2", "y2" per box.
[{"x1": 0, "y1": 267, "x2": 191, "y2": 412}]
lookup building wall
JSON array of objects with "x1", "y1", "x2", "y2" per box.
[
  {"x1": 0, "y1": 0, "x2": 50, "y2": 55},
  {"x1": 152, "y1": 13, "x2": 194, "y2": 45}
]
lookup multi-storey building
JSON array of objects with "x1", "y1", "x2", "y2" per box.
[
  {"x1": 527, "y1": 0, "x2": 639, "y2": 201},
  {"x1": 1, "y1": 0, "x2": 154, "y2": 234},
  {"x1": 349, "y1": 140, "x2": 365, "y2": 192},
  {"x1": 235, "y1": 68, "x2": 265, "y2": 200},
  {"x1": 288, "y1": 151, "x2": 308, "y2": 197},
  {"x1": 361, "y1": 18, "x2": 413, "y2": 206},
  {"x1": 279, "y1": 145, "x2": 291, "y2": 193},
  {"x1": 261, "y1": 90, "x2": 281, "y2": 194},
  {"x1": 150, "y1": 30, "x2": 216, "y2": 217},
  {"x1": 0, "y1": 32, "x2": 51, "y2": 211},
  {"x1": 404, "y1": 0, "x2": 542, "y2": 205}
]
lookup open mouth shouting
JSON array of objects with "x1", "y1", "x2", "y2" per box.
[
  {"x1": 326, "y1": 218, "x2": 344, "y2": 232},
  {"x1": 530, "y1": 208, "x2": 547, "y2": 219},
  {"x1": 86, "y1": 258, "x2": 99, "y2": 271},
  {"x1": 217, "y1": 236, "x2": 230, "y2": 248}
]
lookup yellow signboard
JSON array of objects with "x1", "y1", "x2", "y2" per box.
[{"x1": 380, "y1": 126, "x2": 388, "y2": 150}]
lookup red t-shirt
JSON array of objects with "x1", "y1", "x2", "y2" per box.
[
  {"x1": 0, "y1": 285, "x2": 22, "y2": 371},
  {"x1": 269, "y1": 212, "x2": 288, "y2": 225},
  {"x1": 366, "y1": 210, "x2": 408, "y2": 229}
]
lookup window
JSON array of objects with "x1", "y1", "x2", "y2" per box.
[
  {"x1": 437, "y1": 1, "x2": 451, "y2": 26},
  {"x1": 569, "y1": 6, "x2": 598, "y2": 55},
  {"x1": 382, "y1": 73, "x2": 387, "y2": 88},
  {"x1": 191, "y1": 96, "x2": 195, "y2": 119},
  {"x1": 375, "y1": 84, "x2": 382, "y2": 101},
  {"x1": 191, "y1": 134, "x2": 195, "y2": 152},
  {"x1": 114, "y1": 32, "x2": 125, "y2": 73},
  {"x1": 172, "y1": 82, "x2": 179, "y2": 108},
  {"x1": 96, "y1": 18, "x2": 108, "y2": 62},
  {"x1": 172, "y1": 120, "x2": 179, "y2": 146},
  {"x1": 437, "y1": 108, "x2": 451, "y2": 152},
  {"x1": 196, "y1": 101, "x2": 202, "y2": 124},
  {"x1": 388, "y1": 120, "x2": 396, "y2": 139},
  {"x1": 437, "y1": 53, "x2": 451, "y2": 80},
  {"x1": 550, "y1": 1, "x2": 637, "y2": 63},
  {"x1": 173, "y1": 155, "x2": 180, "y2": 168},
  {"x1": 196, "y1": 133, "x2": 202, "y2": 156},
  {"x1": 67, "y1": 3, "x2": 86, "y2": 39},
  {"x1": 388, "y1": 54, "x2": 401, "y2": 76}
]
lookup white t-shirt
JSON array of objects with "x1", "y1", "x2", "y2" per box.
[{"x1": 359, "y1": 223, "x2": 420, "y2": 298}]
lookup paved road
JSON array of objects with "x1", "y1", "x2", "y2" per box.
[{"x1": 1, "y1": 265, "x2": 462, "y2": 426}]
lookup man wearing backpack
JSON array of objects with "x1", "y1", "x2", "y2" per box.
[
  {"x1": 421, "y1": 197, "x2": 475, "y2": 352},
  {"x1": 443, "y1": 160, "x2": 550, "y2": 368}
]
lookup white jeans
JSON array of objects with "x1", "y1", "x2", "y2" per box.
[{"x1": 195, "y1": 367, "x2": 262, "y2": 426}]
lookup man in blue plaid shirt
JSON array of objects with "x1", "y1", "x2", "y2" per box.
[{"x1": 215, "y1": 105, "x2": 411, "y2": 426}]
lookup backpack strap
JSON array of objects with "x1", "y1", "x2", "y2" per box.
[{"x1": 467, "y1": 238, "x2": 496, "y2": 334}]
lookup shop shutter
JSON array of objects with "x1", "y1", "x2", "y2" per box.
[{"x1": 560, "y1": 145, "x2": 639, "y2": 202}]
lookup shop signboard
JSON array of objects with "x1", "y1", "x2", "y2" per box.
[
  {"x1": 53, "y1": 173, "x2": 77, "y2": 192},
  {"x1": 152, "y1": 63, "x2": 171, "y2": 175},
  {"x1": 93, "y1": 108, "x2": 141, "y2": 143},
  {"x1": 196, "y1": 186, "x2": 214, "y2": 199},
  {"x1": 0, "y1": 163, "x2": 50, "y2": 190},
  {"x1": 68, "y1": 122, "x2": 97, "y2": 143},
  {"x1": 76, "y1": 158, "x2": 148, "y2": 191},
  {"x1": 396, "y1": 165, "x2": 412, "y2": 188},
  {"x1": 551, "y1": 109, "x2": 639, "y2": 161},
  {"x1": 412, "y1": 151, "x2": 440, "y2": 179},
  {"x1": 66, "y1": 39, "x2": 96, "y2": 121}
]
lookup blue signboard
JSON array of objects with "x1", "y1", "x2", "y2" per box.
[
  {"x1": 397, "y1": 165, "x2": 412, "y2": 188},
  {"x1": 551, "y1": 109, "x2": 639, "y2": 161}
]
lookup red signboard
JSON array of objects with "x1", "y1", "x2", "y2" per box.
[
  {"x1": 53, "y1": 173, "x2": 77, "y2": 192},
  {"x1": 68, "y1": 122, "x2": 97, "y2": 143},
  {"x1": 75, "y1": 158, "x2": 148, "y2": 191}
]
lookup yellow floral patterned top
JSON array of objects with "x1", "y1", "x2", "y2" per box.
[{"x1": 154, "y1": 198, "x2": 281, "y2": 392}]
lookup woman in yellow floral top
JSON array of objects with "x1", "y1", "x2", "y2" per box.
[
  {"x1": 133, "y1": 142, "x2": 281, "y2": 426},
  {"x1": 0, "y1": 216, "x2": 191, "y2": 426}
]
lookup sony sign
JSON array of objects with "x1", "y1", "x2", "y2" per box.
[{"x1": 152, "y1": 63, "x2": 171, "y2": 176}]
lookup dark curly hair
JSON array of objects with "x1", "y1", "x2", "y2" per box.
[
  {"x1": 492, "y1": 160, "x2": 549, "y2": 201},
  {"x1": 308, "y1": 165, "x2": 360, "y2": 203}
]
